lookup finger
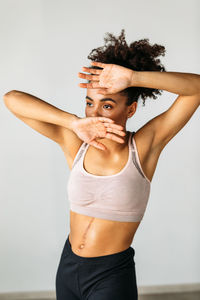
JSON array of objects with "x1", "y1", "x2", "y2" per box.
[
  {"x1": 78, "y1": 82, "x2": 103, "y2": 89},
  {"x1": 103, "y1": 122, "x2": 124, "y2": 130},
  {"x1": 105, "y1": 132, "x2": 125, "y2": 143},
  {"x1": 90, "y1": 61, "x2": 107, "y2": 68},
  {"x1": 98, "y1": 117, "x2": 115, "y2": 123},
  {"x1": 78, "y1": 72, "x2": 99, "y2": 81},
  {"x1": 82, "y1": 67, "x2": 102, "y2": 75},
  {"x1": 89, "y1": 140, "x2": 106, "y2": 151},
  {"x1": 106, "y1": 127, "x2": 126, "y2": 136}
]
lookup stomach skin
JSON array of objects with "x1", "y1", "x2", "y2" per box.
[{"x1": 69, "y1": 210, "x2": 141, "y2": 257}]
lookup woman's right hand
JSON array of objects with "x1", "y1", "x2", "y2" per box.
[{"x1": 71, "y1": 116, "x2": 126, "y2": 151}]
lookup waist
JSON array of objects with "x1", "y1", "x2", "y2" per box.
[{"x1": 69, "y1": 210, "x2": 141, "y2": 257}]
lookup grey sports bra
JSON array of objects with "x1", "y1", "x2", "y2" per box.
[{"x1": 67, "y1": 131, "x2": 151, "y2": 222}]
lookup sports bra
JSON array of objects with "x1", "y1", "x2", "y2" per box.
[{"x1": 67, "y1": 131, "x2": 151, "y2": 222}]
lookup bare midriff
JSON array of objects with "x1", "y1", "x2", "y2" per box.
[{"x1": 69, "y1": 210, "x2": 141, "y2": 257}]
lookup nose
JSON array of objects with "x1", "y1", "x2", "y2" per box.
[
  {"x1": 90, "y1": 108, "x2": 102, "y2": 118},
  {"x1": 86, "y1": 104, "x2": 102, "y2": 118},
  {"x1": 91, "y1": 112, "x2": 102, "y2": 117}
]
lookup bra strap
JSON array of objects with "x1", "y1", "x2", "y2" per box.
[
  {"x1": 72, "y1": 142, "x2": 87, "y2": 169},
  {"x1": 130, "y1": 131, "x2": 145, "y2": 179}
]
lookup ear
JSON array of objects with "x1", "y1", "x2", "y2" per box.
[{"x1": 127, "y1": 102, "x2": 137, "y2": 118}]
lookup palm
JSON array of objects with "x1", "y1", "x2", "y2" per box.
[
  {"x1": 98, "y1": 64, "x2": 132, "y2": 93},
  {"x1": 71, "y1": 116, "x2": 125, "y2": 151},
  {"x1": 78, "y1": 62, "x2": 134, "y2": 94}
]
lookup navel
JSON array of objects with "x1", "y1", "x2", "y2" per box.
[{"x1": 79, "y1": 243, "x2": 85, "y2": 249}]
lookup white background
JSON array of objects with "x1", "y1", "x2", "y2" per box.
[{"x1": 0, "y1": 0, "x2": 199, "y2": 293}]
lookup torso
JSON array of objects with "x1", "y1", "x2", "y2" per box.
[{"x1": 61, "y1": 130, "x2": 162, "y2": 257}]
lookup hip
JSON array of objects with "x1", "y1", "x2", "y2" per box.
[{"x1": 56, "y1": 234, "x2": 138, "y2": 299}]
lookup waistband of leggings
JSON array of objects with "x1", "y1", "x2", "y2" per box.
[{"x1": 65, "y1": 234, "x2": 135, "y2": 263}]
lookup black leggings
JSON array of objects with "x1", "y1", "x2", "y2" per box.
[{"x1": 55, "y1": 234, "x2": 138, "y2": 299}]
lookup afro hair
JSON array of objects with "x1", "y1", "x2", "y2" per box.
[{"x1": 87, "y1": 29, "x2": 166, "y2": 106}]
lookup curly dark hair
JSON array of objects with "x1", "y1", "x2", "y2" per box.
[{"x1": 87, "y1": 29, "x2": 166, "y2": 106}]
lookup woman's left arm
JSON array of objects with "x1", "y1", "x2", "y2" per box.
[
  {"x1": 131, "y1": 70, "x2": 200, "y2": 150},
  {"x1": 78, "y1": 61, "x2": 200, "y2": 151},
  {"x1": 132, "y1": 71, "x2": 200, "y2": 96}
]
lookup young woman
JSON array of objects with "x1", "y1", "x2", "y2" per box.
[{"x1": 4, "y1": 30, "x2": 200, "y2": 300}]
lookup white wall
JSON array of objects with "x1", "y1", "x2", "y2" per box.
[{"x1": 0, "y1": 0, "x2": 199, "y2": 293}]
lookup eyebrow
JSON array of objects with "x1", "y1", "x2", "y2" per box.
[{"x1": 86, "y1": 96, "x2": 117, "y2": 104}]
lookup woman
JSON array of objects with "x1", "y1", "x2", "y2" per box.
[{"x1": 4, "y1": 30, "x2": 200, "y2": 299}]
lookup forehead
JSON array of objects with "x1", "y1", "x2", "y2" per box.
[{"x1": 86, "y1": 88, "x2": 126, "y2": 103}]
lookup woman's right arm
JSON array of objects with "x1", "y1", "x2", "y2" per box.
[
  {"x1": 3, "y1": 90, "x2": 125, "y2": 155},
  {"x1": 3, "y1": 90, "x2": 79, "y2": 145}
]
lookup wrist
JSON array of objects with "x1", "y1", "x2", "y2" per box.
[
  {"x1": 69, "y1": 114, "x2": 81, "y2": 131},
  {"x1": 130, "y1": 70, "x2": 140, "y2": 87},
  {"x1": 61, "y1": 111, "x2": 80, "y2": 131}
]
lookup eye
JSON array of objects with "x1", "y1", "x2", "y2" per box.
[
  {"x1": 103, "y1": 104, "x2": 112, "y2": 109},
  {"x1": 86, "y1": 102, "x2": 113, "y2": 109}
]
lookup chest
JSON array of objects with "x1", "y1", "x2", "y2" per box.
[
  {"x1": 83, "y1": 146, "x2": 129, "y2": 176},
  {"x1": 63, "y1": 135, "x2": 161, "y2": 183}
]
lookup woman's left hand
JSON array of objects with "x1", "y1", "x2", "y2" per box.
[{"x1": 78, "y1": 61, "x2": 135, "y2": 94}]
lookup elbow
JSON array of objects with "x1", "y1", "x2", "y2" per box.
[
  {"x1": 3, "y1": 90, "x2": 21, "y2": 104},
  {"x1": 3, "y1": 90, "x2": 21, "y2": 109},
  {"x1": 4, "y1": 90, "x2": 20, "y2": 98}
]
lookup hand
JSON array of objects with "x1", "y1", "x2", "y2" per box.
[
  {"x1": 71, "y1": 116, "x2": 126, "y2": 151},
  {"x1": 78, "y1": 61, "x2": 135, "y2": 94}
]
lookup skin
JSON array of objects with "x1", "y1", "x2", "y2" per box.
[
  {"x1": 84, "y1": 88, "x2": 137, "y2": 153},
  {"x1": 68, "y1": 88, "x2": 144, "y2": 257},
  {"x1": 69, "y1": 61, "x2": 200, "y2": 257},
  {"x1": 4, "y1": 60, "x2": 199, "y2": 258}
]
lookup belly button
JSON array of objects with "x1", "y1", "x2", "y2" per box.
[{"x1": 79, "y1": 244, "x2": 85, "y2": 249}]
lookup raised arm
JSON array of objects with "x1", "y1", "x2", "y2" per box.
[
  {"x1": 132, "y1": 71, "x2": 200, "y2": 96},
  {"x1": 130, "y1": 71, "x2": 200, "y2": 149},
  {"x1": 78, "y1": 61, "x2": 200, "y2": 151},
  {"x1": 3, "y1": 89, "x2": 85, "y2": 166},
  {"x1": 3, "y1": 90, "x2": 78, "y2": 143},
  {"x1": 3, "y1": 90, "x2": 125, "y2": 157}
]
